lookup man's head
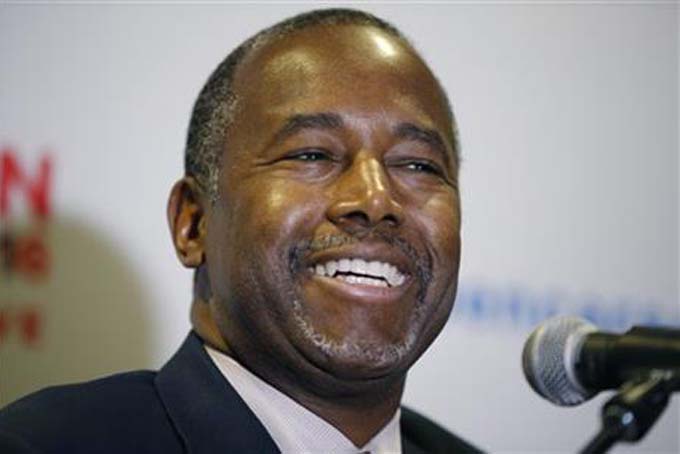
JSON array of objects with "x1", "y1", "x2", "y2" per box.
[{"x1": 168, "y1": 8, "x2": 461, "y2": 396}]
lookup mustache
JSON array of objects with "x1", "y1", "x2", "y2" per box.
[{"x1": 288, "y1": 231, "x2": 433, "y2": 300}]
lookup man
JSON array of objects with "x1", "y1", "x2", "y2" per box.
[{"x1": 0, "y1": 8, "x2": 480, "y2": 453}]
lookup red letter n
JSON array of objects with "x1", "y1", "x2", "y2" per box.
[{"x1": 0, "y1": 149, "x2": 52, "y2": 219}]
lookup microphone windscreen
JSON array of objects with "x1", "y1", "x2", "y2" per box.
[{"x1": 522, "y1": 316, "x2": 597, "y2": 406}]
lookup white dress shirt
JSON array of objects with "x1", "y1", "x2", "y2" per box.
[{"x1": 205, "y1": 345, "x2": 402, "y2": 454}]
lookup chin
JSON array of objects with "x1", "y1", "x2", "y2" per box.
[{"x1": 291, "y1": 299, "x2": 421, "y2": 380}]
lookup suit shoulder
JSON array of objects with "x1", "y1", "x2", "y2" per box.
[
  {"x1": 0, "y1": 371, "x2": 181, "y2": 454},
  {"x1": 0, "y1": 370, "x2": 158, "y2": 419},
  {"x1": 401, "y1": 406, "x2": 484, "y2": 454}
]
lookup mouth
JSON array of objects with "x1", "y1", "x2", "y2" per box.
[{"x1": 308, "y1": 258, "x2": 407, "y2": 289}]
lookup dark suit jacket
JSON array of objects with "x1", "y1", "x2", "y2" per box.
[{"x1": 0, "y1": 332, "x2": 482, "y2": 453}]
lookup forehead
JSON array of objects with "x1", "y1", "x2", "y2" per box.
[{"x1": 229, "y1": 24, "x2": 452, "y2": 135}]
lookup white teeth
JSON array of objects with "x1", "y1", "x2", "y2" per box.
[
  {"x1": 337, "y1": 274, "x2": 388, "y2": 287},
  {"x1": 325, "y1": 261, "x2": 338, "y2": 276},
  {"x1": 338, "y1": 258, "x2": 351, "y2": 272},
  {"x1": 353, "y1": 259, "x2": 367, "y2": 275},
  {"x1": 382, "y1": 262, "x2": 393, "y2": 279},
  {"x1": 367, "y1": 261, "x2": 383, "y2": 278},
  {"x1": 312, "y1": 258, "x2": 406, "y2": 287},
  {"x1": 385, "y1": 265, "x2": 403, "y2": 287},
  {"x1": 358, "y1": 276, "x2": 388, "y2": 287},
  {"x1": 389, "y1": 272, "x2": 405, "y2": 287},
  {"x1": 341, "y1": 274, "x2": 358, "y2": 284},
  {"x1": 315, "y1": 264, "x2": 325, "y2": 276}
]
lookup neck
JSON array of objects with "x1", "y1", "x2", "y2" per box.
[
  {"x1": 250, "y1": 355, "x2": 406, "y2": 447},
  {"x1": 191, "y1": 298, "x2": 229, "y2": 352},
  {"x1": 287, "y1": 376, "x2": 405, "y2": 447},
  {"x1": 243, "y1": 342, "x2": 407, "y2": 446},
  {"x1": 191, "y1": 299, "x2": 405, "y2": 447}
]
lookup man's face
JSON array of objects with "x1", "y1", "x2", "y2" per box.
[{"x1": 204, "y1": 25, "x2": 461, "y2": 384}]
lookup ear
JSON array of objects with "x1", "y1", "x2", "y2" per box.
[{"x1": 167, "y1": 177, "x2": 207, "y2": 268}]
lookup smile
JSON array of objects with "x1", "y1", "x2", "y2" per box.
[{"x1": 308, "y1": 258, "x2": 406, "y2": 288}]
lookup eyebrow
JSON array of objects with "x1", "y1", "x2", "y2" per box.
[
  {"x1": 393, "y1": 122, "x2": 451, "y2": 163},
  {"x1": 273, "y1": 112, "x2": 343, "y2": 144},
  {"x1": 272, "y1": 113, "x2": 453, "y2": 163}
]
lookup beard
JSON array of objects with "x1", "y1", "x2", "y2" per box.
[
  {"x1": 284, "y1": 230, "x2": 434, "y2": 374},
  {"x1": 290, "y1": 298, "x2": 424, "y2": 370}
]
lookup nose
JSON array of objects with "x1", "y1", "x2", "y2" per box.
[{"x1": 327, "y1": 151, "x2": 404, "y2": 233}]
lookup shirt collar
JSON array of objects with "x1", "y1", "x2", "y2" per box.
[{"x1": 205, "y1": 345, "x2": 402, "y2": 454}]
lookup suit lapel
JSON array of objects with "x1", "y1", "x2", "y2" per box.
[
  {"x1": 402, "y1": 437, "x2": 429, "y2": 454},
  {"x1": 154, "y1": 332, "x2": 280, "y2": 454}
]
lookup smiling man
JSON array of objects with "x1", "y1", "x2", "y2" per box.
[{"x1": 0, "y1": 8, "x2": 479, "y2": 454}]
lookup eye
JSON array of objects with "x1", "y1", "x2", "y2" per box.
[
  {"x1": 285, "y1": 149, "x2": 330, "y2": 162},
  {"x1": 403, "y1": 160, "x2": 443, "y2": 176}
]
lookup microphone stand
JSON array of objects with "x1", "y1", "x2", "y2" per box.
[{"x1": 580, "y1": 369, "x2": 680, "y2": 454}]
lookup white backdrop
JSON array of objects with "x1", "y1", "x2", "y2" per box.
[{"x1": 0, "y1": 3, "x2": 677, "y2": 453}]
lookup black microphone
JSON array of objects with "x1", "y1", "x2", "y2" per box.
[{"x1": 522, "y1": 316, "x2": 680, "y2": 406}]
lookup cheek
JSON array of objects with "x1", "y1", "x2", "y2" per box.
[
  {"x1": 418, "y1": 192, "x2": 461, "y2": 271},
  {"x1": 209, "y1": 179, "x2": 327, "y2": 317},
  {"x1": 229, "y1": 179, "x2": 326, "y2": 253}
]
